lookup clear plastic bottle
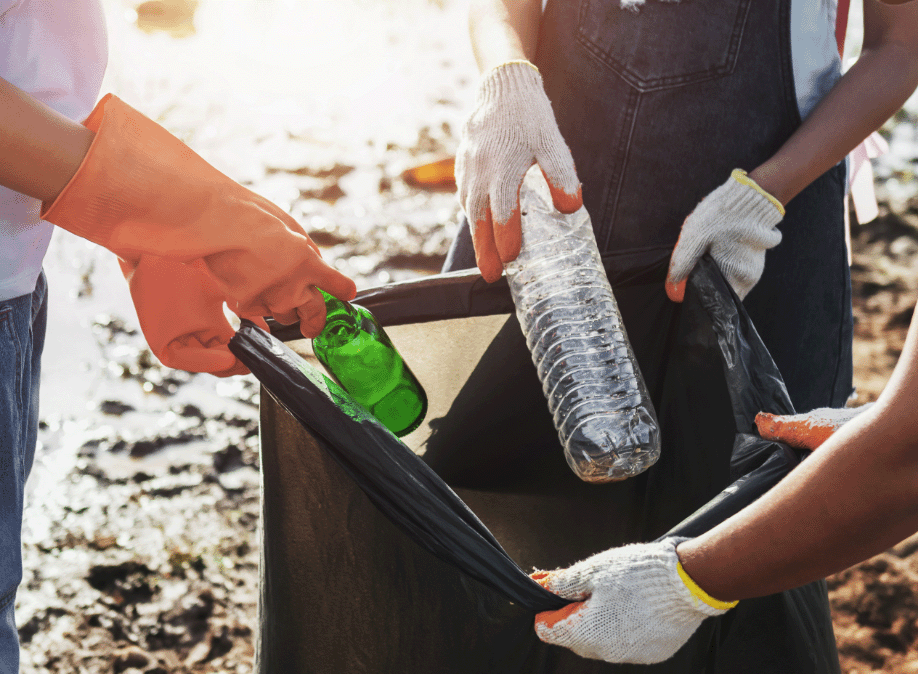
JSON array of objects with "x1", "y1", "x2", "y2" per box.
[{"x1": 504, "y1": 166, "x2": 661, "y2": 482}]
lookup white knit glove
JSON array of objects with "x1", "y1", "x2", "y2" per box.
[
  {"x1": 532, "y1": 538, "x2": 737, "y2": 665},
  {"x1": 456, "y1": 60, "x2": 582, "y2": 283},
  {"x1": 665, "y1": 170, "x2": 785, "y2": 302},
  {"x1": 756, "y1": 403, "x2": 874, "y2": 451}
]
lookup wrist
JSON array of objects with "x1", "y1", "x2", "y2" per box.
[
  {"x1": 675, "y1": 539, "x2": 741, "y2": 606},
  {"x1": 488, "y1": 59, "x2": 539, "y2": 74},
  {"x1": 476, "y1": 60, "x2": 545, "y2": 110},
  {"x1": 731, "y1": 169, "x2": 785, "y2": 217},
  {"x1": 747, "y1": 163, "x2": 801, "y2": 207}
]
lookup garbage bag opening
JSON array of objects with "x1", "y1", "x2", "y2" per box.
[{"x1": 232, "y1": 256, "x2": 840, "y2": 674}]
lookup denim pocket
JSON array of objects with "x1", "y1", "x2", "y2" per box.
[{"x1": 577, "y1": 0, "x2": 752, "y2": 92}]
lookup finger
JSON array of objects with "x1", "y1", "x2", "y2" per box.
[
  {"x1": 295, "y1": 287, "x2": 329, "y2": 339},
  {"x1": 534, "y1": 601, "x2": 587, "y2": 637},
  {"x1": 471, "y1": 203, "x2": 503, "y2": 284},
  {"x1": 491, "y1": 160, "x2": 532, "y2": 265},
  {"x1": 162, "y1": 336, "x2": 239, "y2": 374},
  {"x1": 494, "y1": 183, "x2": 523, "y2": 265},
  {"x1": 205, "y1": 315, "x2": 270, "y2": 376},
  {"x1": 665, "y1": 222, "x2": 707, "y2": 303},
  {"x1": 665, "y1": 277, "x2": 688, "y2": 304},
  {"x1": 539, "y1": 157, "x2": 582, "y2": 215},
  {"x1": 238, "y1": 253, "x2": 355, "y2": 320},
  {"x1": 271, "y1": 308, "x2": 300, "y2": 326},
  {"x1": 301, "y1": 231, "x2": 323, "y2": 257},
  {"x1": 755, "y1": 407, "x2": 865, "y2": 451},
  {"x1": 530, "y1": 570, "x2": 552, "y2": 588},
  {"x1": 309, "y1": 254, "x2": 357, "y2": 302}
]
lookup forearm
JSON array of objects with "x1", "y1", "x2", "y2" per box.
[
  {"x1": 469, "y1": 0, "x2": 542, "y2": 73},
  {"x1": 0, "y1": 77, "x2": 94, "y2": 203},
  {"x1": 678, "y1": 309, "x2": 918, "y2": 601},
  {"x1": 751, "y1": 41, "x2": 918, "y2": 205}
]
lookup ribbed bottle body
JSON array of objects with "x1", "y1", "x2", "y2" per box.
[{"x1": 504, "y1": 167, "x2": 660, "y2": 482}]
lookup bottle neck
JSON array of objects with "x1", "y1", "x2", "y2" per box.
[{"x1": 319, "y1": 289, "x2": 360, "y2": 346}]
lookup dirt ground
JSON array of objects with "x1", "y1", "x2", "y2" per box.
[
  {"x1": 14, "y1": 0, "x2": 918, "y2": 672},
  {"x1": 830, "y1": 203, "x2": 918, "y2": 674}
]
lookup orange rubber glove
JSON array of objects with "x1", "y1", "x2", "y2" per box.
[
  {"x1": 755, "y1": 404, "x2": 873, "y2": 451},
  {"x1": 119, "y1": 255, "x2": 268, "y2": 377},
  {"x1": 42, "y1": 94, "x2": 356, "y2": 342}
]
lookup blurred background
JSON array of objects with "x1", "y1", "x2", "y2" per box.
[{"x1": 17, "y1": 0, "x2": 918, "y2": 672}]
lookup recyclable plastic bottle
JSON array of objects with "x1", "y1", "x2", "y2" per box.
[
  {"x1": 504, "y1": 166, "x2": 661, "y2": 482},
  {"x1": 313, "y1": 290, "x2": 427, "y2": 437}
]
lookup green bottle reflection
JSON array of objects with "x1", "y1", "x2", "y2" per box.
[{"x1": 313, "y1": 290, "x2": 427, "y2": 437}]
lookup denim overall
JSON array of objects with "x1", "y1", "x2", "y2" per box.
[{"x1": 438, "y1": 0, "x2": 849, "y2": 671}]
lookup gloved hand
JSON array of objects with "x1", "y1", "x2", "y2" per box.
[
  {"x1": 756, "y1": 403, "x2": 874, "y2": 451},
  {"x1": 666, "y1": 170, "x2": 785, "y2": 302},
  {"x1": 119, "y1": 255, "x2": 269, "y2": 377},
  {"x1": 532, "y1": 537, "x2": 736, "y2": 665},
  {"x1": 456, "y1": 60, "x2": 583, "y2": 283},
  {"x1": 42, "y1": 94, "x2": 356, "y2": 343}
]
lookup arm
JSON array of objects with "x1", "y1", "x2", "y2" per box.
[
  {"x1": 678, "y1": 300, "x2": 918, "y2": 600},
  {"x1": 0, "y1": 76, "x2": 93, "y2": 202},
  {"x1": 457, "y1": 0, "x2": 582, "y2": 282},
  {"x1": 468, "y1": 0, "x2": 541, "y2": 73},
  {"x1": 666, "y1": 0, "x2": 918, "y2": 302},
  {"x1": 750, "y1": 0, "x2": 918, "y2": 204},
  {"x1": 533, "y1": 298, "x2": 918, "y2": 665}
]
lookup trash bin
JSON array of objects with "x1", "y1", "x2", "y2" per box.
[{"x1": 241, "y1": 256, "x2": 840, "y2": 674}]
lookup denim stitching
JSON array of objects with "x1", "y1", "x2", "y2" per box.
[
  {"x1": 599, "y1": 86, "x2": 641, "y2": 251},
  {"x1": 576, "y1": 0, "x2": 752, "y2": 92},
  {"x1": 0, "y1": 586, "x2": 15, "y2": 612},
  {"x1": 0, "y1": 305, "x2": 24, "y2": 477}
]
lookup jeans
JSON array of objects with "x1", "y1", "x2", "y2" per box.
[{"x1": 0, "y1": 272, "x2": 47, "y2": 674}]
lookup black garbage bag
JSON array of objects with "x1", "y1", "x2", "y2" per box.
[{"x1": 231, "y1": 256, "x2": 840, "y2": 673}]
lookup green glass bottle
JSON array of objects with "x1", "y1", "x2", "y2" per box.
[{"x1": 313, "y1": 290, "x2": 427, "y2": 437}]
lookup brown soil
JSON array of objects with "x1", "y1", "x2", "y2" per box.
[{"x1": 831, "y1": 206, "x2": 918, "y2": 674}]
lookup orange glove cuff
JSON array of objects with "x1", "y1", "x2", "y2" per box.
[{"x1": 42, "y1": 94, "x2": 231, "y2": 261}]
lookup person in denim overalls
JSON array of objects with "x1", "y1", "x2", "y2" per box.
[{"x1": 443, "y1": 0, "x2": 918, "y2": 669}]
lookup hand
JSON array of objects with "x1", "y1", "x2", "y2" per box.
[
  {"x1": 756, "y1": 404, "x2": 874, "y2": 450},
  {"x1": 41, "y1": 94, "x2": 356, "y2": 340},
  {"x1": 456, "y1": 61, "x2": 582, "y2": 283},
  {"x1": 532, "y1": 538, "x2": 735, "y2": 665},
  {"x1": 666, "y1": 170, "x2": 785, "y2": 302},
  {"x1": 120, "y1": 255, "x2": 269, "y2": 377}
]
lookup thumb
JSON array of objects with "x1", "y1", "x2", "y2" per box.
[
  {"x1": 162, "y1": 336, "x2": 239, "y2": 375},
  {"x1": 535, "y1": 601, "x2": 587, "y2": 637},
  {"x1": 530, "y1": 566, "x2": 594, "y2": 602},
  {"x1": 665, "y1": 221, "x2": 707, "y2": 303},
  {"x1": 755, "y1": 405, "x2": 871, "y2": 451}
]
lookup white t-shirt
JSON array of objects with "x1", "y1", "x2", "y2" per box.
[{"x1": 0, "y1": 0, "x2": 108, "y2": 301}]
